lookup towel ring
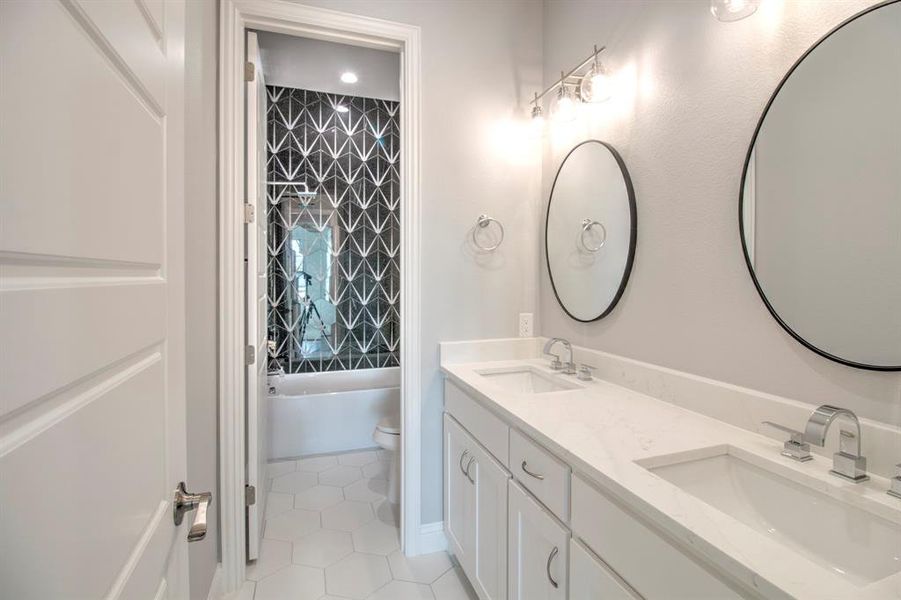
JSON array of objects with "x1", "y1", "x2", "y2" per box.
[
  {"x1": 580, "y1": 218, "x2": 607, "y2": 252},
  {"x1": 473, "y1": 214, "x2": 504, "y2": 251}
]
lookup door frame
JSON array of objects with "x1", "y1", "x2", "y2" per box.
[{"x1": 218, "y1": 0, "x2": 422, "y2": 593}]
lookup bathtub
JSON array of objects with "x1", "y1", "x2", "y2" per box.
[{"x1": 268, "y1": 367, "x2": 399, "y2": 459}]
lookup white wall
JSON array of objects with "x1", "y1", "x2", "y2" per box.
[
  {"x1": 257, "y1": 32, "x2": 400, "y2": 101},
  {"x1": 185, "y1": 0, "x2": 219, "y2": 597},
  {"x1": 287, "y1": 0, "x2": 543, "y2": 525},
  {"x1": 539, "y1": 0, "x2": 901, "y2": 426}
]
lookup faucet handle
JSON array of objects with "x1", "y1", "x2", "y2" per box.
[
  {"x1": 545, "y1": 352, "x2": 562, "y2": 370},
  {"x1": 761, "y1": 421, "x2": 813, "y2": 462},
  {"x1": 576, "y1": 364, "x2": 596, "y2": 381},
  {"x1": 888, "y1": 464, "x2": 901, "y2": 500}
]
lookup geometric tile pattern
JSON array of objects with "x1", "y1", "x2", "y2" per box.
[
  {"x1": 266, "y1": 86, "x2": 400, "y2": 373},
  {"x1": 242, "y1": 450, "x2": 477, "y2": 600}
]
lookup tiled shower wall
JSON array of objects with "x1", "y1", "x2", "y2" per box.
[{"x1": 267, "y1": 86, "x2": 400, "y2": 373}]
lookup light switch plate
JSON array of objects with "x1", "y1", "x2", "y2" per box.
[{"x1": 518, "y1": 313, "x2": 533, "y2": 337}]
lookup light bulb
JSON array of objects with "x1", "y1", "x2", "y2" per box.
[
  {"x1": 340, "y1": 71, "x2": 358, "y2": 83},
  {"x1": 580, "y1": 62, "x2": 612, "y2": 103},
  {"x1": 553, "y1": 86, "x2": 577, "y2": 122},
  {"x1": 709, "y1": 0, "x2": 759, "y2": 22},
  {"x1": 335, "y1": 104, "x2": 349, "y2": 113}
]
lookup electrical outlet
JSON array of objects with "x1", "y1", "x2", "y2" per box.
[{"x1": 518, "y1": 313, "x2": 533, "y2": 337}]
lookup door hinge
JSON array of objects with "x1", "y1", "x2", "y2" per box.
[
  {"x1": 245, "y1": 345, "x2": 255, "y2": 365},
  {"x1": 244, "y1": 61, "x2": 255, "y2": 82},
  {"x1": 243, "y1": 203, "x2": 255, "y2": 224},
  {"x1": 245, "y1": 485, "x2": 256, "y2": 506}
]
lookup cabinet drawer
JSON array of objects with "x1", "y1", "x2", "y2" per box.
[
  {"x1": 570, "y1": 538, "x2": 640, "y2": 600},
  {"x1": 445, "y1": 381, "x2": 509, "y2": 466},
  {"x1": 509, "y1": 428, "x2": 570, "y2": 522},
  {"x1": 572, "y1": 474, "x2": 743, "y2": 600}
]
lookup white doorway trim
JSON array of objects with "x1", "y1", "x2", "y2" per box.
[{"x1": 218, "y1": 0, "x2": 422, "y2": 593}]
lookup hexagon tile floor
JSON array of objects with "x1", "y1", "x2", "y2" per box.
[{"x1": 227, "y1": 449, "x2": 478, "y2": 600}]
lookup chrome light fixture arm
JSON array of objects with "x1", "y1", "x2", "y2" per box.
[{"x1": 530, "y1": 44, "x2": 607, "y2": 110}]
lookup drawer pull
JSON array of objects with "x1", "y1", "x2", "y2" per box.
[
  {"x1": 459, "y1": 450, "x2": 470, "y2": 477},
  {"x1": 546, "y1": 546, "x2": 559, "y2": 588},
  {"x1": 521, "y1": 460, "x2": 545, "y2": 480},
  {"x1": 465, "y1": 457, "x2": 476, "y2": 484}
]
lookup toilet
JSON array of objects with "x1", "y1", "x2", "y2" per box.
[{"x1": 372, "y1": 415, "x2": 400, "y2": 504}]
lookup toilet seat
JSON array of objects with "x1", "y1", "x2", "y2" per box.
[{"x1": 376, "y1": 416, "x2": 400, "y2": 435}]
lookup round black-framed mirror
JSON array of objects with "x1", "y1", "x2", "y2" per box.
[
  {"x1": 739, "y1": 0, "x2": 901, "y2": 371},
  {"x1": 545, "y1": 140, "x2": 637, "y2": 322}
]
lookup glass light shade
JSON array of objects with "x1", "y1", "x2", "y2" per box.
[
  {"x1": 710, "y1": 0, "x2": 759, "y2": 22},
  {"x1": 580, "y1": 62, "x2": 612, "y2": 103},
  {"x1": 552, "y1": 86, "x2": 578, "y2": 122}
]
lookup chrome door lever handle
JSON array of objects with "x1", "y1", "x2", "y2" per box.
[{"x1": 174, "y1": 482, "x2": 213, "y2": 542}]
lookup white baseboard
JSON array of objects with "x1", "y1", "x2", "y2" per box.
[
  {"x1": 205, "y1": 565, "x2": 224, "y2": 600},
  {"x1": 418, "y1": 521, "x2": 448, "y2": 555}
]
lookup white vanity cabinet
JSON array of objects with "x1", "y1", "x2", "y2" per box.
[
  {"x1": 444, "y1": 380, "x2": 746, "y2": 599},
  {"x1": 443, "y1": 413, "x2": 510, "y2": 600},
  {"x1": 508, "y1": 480, "x2": 570, "y2": 600}
]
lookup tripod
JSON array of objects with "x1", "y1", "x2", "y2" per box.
[{"x1": 296, "y1": 270, "x2": 326, "y2": 354}]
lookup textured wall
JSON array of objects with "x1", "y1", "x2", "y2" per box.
[
  {"x1": 287, "y1": 0, "x2": 544, "y2": 524},
  {"x1": 539, "y1": 0, "x2": 901, "y2": 425}
]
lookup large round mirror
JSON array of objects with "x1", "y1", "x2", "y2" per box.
[
  {"x1": 741, "y1": 0, "x2": 901, "y2": 370},
  {"x1": 546, "y1": 140, "x2": 637, "y2": 322}
]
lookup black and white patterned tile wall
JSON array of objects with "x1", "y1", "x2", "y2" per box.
[{"x1": 266, "y1": 86, "x2": 400, "y2": 373}]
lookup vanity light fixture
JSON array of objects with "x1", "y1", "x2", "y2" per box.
[
  {"x1": 529, "y1": 44, "x2": 608, "y2": 126},
  {"x1": 710, "y1": 0, "x2": 760, "y2": 22},
  {"x1": 340, "y1": 71, "x2": 358, "y2": 83}
]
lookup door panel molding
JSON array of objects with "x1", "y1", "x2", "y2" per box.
[{"x1": 0, "y1": 0, "x2": 188, "y2": 596}]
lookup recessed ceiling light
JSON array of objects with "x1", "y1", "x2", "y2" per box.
[
  {"x1": 340, "y1": 71, "x2": 358, "y2": 84},
  {"x1": 335, "y1": 104, "x2": 349, "y2": 113}
]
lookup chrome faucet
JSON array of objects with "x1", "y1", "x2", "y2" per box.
[
  {"x1": 543, "y1": 338, "x2": 575, "y2": 375},
  {"x1": 804, "y1": 405, "x2": 869, "y2": 482}
]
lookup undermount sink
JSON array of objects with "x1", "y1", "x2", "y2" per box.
[
  {"x1": 475, "y1": 366, "x2": 581, "y2": 394},
  {"x1": 640, "y1": 446, "x2": 901, "y2": 587}
]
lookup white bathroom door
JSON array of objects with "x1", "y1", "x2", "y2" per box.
[
  {"x1": 0, "y1": 1, "x2": 194, "y2": 598},
  {"x1": 245, "y1": 30, "x2": 269, "y2": 561}
]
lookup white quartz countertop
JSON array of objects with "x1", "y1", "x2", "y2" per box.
[{"x1": 441, "y1": 358, "x2": 901, "y2": 600}]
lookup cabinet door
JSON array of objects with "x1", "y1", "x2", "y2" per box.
[
  {"x1": 570, "y1": 538, "x2": 640, "y2": 600},
  {"x1": 444, "y1": 414, "x2": 476, "y2": 571},
  {"x1": 509, "y1": 480, "x2": 569, "y2": 600},
  {"x1": 468, "y1": 438, "x2": 510, "y2": 600}
]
